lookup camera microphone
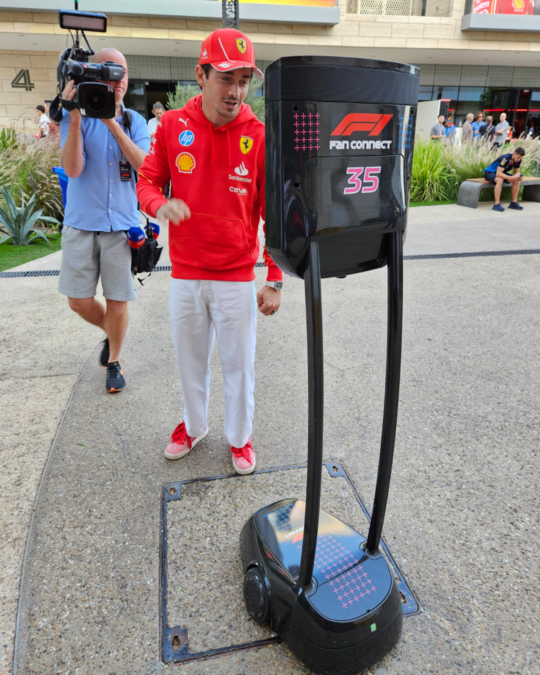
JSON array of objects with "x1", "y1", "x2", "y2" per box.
[
  {"x1": 127, "y1": 226, "x2": 145, "y2": 249},
  {"x1": 146, "y1": 223, "x2": 160, "y2": 241}
]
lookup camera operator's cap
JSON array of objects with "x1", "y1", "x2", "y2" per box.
[{"x1": 199, "y1": 28, "x2": 263, "y2": 79}]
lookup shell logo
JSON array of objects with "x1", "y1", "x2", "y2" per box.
[
  {"x1": 176, "y1": 152, "x2": 195, "y2": 174},
  {"x1": 513, "y1": 0, "x2": 524, "y2": 9}
]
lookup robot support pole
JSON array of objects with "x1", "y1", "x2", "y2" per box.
[
  {"x1": 299, "y1": 241, "x2": 324, "y2": 589},
  {"x1": 367, "y1": 231, "x2": 403, "y2": 553}
]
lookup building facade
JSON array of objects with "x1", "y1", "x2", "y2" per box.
[{"x1": 1, "y1": 0, "x2": 540, "y2": 135}]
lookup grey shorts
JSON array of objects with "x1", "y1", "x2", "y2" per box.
[{"x1": 58, "y1": 226, "x2": 137, "y2": 301}]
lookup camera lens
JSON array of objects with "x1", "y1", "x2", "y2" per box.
[{"x1": 77, "y1": 82, "x2": 115, "y2": 119}]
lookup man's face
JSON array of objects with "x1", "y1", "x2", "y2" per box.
[
  {"x1": 500, "y1": 113, "x2": 507, "y2": 122},
  {"x1": 467, "y1": 114, "x2": 474, "y2": 122},
  {"x1": 512, "y1": 152, "x2": 523, "y2": 163},
  {"x1": 95, "y1": 50, "x2": 129, "y2": 107},
  {"x1": 154, "y1": 108, "x2": 164, "y2": 122},
  {"x1": 438, "y1": 115, "x2": 445, "y2": 124},
  {"x1": 196, "y1": 65, "x2": 252, "y2": 122},
  {"x1": 477, "y1": 114, "x2": 483, "y2": 121}
]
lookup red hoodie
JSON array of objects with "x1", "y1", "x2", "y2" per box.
[{"x1": 137, "y1": 95, "x2": 282, "y2": 283}]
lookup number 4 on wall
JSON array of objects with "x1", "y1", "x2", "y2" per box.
[{"x1": 11, "y1": 69, "x2": 35, "y2": 92}]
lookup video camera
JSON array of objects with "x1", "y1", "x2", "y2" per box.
[{"x1": 49, "y1": 10, "x2": 123, "y2": 122}]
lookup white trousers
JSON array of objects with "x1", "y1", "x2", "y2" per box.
[{"x1": 169, "y1": 278, "x2": 257, "y2": 448}]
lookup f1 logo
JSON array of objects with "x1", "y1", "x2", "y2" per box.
[{"x1": 331, "y1": 114, "x2": 392, "y2": 137}]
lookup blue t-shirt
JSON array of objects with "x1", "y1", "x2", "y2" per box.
[
  {"x1": 472, "y1": 120, "x2": 483, "y2": 139},
  {"x1": 60, "y1": 107, "x2": 150, "y2": 232},
  {"x1": 484, "y1": 153, "x2": 521, "y2": 176}
]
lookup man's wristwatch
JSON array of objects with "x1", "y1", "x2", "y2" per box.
[{"x1": 266, "y1": 281, "x2": 283, "y2": 291}]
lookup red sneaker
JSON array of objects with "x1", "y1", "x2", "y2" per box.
[
  {"x1": 231, "y1": 439, "x2": 256, "y2": 475},
  {"x1": 164, "y1": 422, "x2": 208, "y2": 460}
]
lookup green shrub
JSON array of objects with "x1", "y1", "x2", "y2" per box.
[
  {"x1": 167, "y1": 83, "x2": 201, "y2": 112},
  {"x1": 0, "y1": 186, "x2": 59, "y2": 246},
  {"x1": 0, "y1": 133, "x2": 64, "y2": 223},
  {"x1": 410, "y1": 137, "x2": 540, "y2": 203},
  {"x1": 410, "y1": 139, "x2": 458, "y2": 203}
]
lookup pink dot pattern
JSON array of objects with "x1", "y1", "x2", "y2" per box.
[
  {"x1": 294, "y1": 111, "x2": 320, "y2": 152},
  {"x1": 299, "y1": 534, "x2": 376, "y2": 609}
]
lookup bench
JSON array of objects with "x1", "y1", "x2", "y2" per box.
[{"x1": 457, "y1": 176, "x2": 540, "y2": 209}]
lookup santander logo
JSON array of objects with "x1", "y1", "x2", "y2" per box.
[
  {"x1": 234, "y1": 162, "x2": 249, "y2": 177},
  {"x1": 229, "y1": 162, "x2": 252, "y2": 184}
]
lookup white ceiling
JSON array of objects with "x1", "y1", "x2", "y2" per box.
[{"x1": 3, "y1": 31, "x2": 540, "y2": 68}]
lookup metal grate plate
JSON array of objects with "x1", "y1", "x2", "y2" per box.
[{"x1": 160, "y1": 461, "x2": 419, "y2": 666}]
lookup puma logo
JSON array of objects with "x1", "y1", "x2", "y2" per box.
[{"x1": 178, "y1": 117, "x2": 188, "y2": 126}]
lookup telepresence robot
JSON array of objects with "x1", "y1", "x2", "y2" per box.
[{"x1": 240, "y1": 56, "x2": 419, "y2": 675}]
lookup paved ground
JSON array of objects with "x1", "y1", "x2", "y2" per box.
[{"x1": 1, "y1": 202, "x2": 539, "y2": 675}]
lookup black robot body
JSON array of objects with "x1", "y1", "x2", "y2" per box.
[
  {"x1": 241, "y1": 55, "x2": 418, "y2": 675},
  {"x1": 265, "y1": 56, "x2": 418, "y2": 279}
]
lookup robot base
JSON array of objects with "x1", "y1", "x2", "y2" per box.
[{"x1": 240, "y1": 499, "x2": 403, "y2": 675}]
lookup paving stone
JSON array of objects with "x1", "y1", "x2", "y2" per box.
[{"x1": 13, "y1": 254, "x2": 540, "y2": 674}]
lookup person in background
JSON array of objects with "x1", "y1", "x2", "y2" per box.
[
  {"x1": 527, "y1": 124, "x2": 534, "y2": 139},
  {"x1": 44, "y1": 99, "x2": 60, "y2": 141},
  {"x1": 462, "y1": 113, "x2": 474, "y2": 143},
  {"x1": 494, "y1": 112, "x2": 509, "y2": 148},
  {"x1": 59, "y1": 47, "x2": 150, "y2": 393},
  {"x1": 479, "y1": 115, "x2": 495, "y2": 143},
  {"x1": 36, "y1": 105, "x2": 49, "y2": 137},
  {"x1": 483, "y1": 147, "x2": 526, "y2": 212},
  {"x1": 147, "y1": 102, "x2": 164, "y2": 140},
  {"x1": 430, "y1": 114, "x2": 446, "y2": 142},
  {"x1": 472, "y1": 112, "x2": 484, "y2": 140},
  {"x1": 445, "y1": 116, "x2": 456, "y2": 144}
]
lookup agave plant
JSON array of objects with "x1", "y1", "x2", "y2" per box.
[{"x1": 0, "y1": 186, "x2": 59, "y2": 246}]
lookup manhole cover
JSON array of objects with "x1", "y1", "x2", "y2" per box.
[{"x1": 160, "y1": 461, "x2": 418, "y2": 665}]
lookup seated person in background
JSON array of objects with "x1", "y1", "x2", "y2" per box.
[{"x1": 483, "y1": 147, "x2": 526, "y2": 212}]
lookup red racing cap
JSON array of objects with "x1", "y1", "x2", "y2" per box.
[{"x1": 199, "y1": 28, "x2": 263, "y2": 79}]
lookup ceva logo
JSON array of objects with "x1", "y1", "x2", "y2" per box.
[{"x1": 331, "y1": 114, "x2": 392, "y2": 137}]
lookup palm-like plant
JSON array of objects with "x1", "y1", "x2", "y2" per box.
[{"x1": 0, "y1": 186, "x2": 59, "y2": 246}]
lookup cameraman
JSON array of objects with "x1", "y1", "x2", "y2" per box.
[{"x1": 59, "y1": 48, "x2": 150, "y2": 393}]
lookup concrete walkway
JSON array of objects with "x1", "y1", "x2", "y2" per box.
[{"x1": 1, "y1": 203, "x2": 539, "y2": 675}]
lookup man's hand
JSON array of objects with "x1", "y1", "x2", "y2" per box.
[
  {"x1": 257, "y1": 286, "x2": 281, "y2": 316},
  {"x1": 100, "y1": 117, "x2": 118, "y2": 131},
  {"x1": 156, "y1": 199, "x2": 191, "y2": 225},
  {"x1": 61, "y1": 80, "x2": 81, "y2": 121}
]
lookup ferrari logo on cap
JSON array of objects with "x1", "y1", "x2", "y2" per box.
[
  {"x1": 240, "y1": 136, "x2": 254, "y2": 154},
  {"x1": 236, "y1": 38, "x2": 247, "y2": 54}
]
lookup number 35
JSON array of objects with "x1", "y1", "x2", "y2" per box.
[{"x1": 344, "y1": 166, "x2": 381, "y2": 195}]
